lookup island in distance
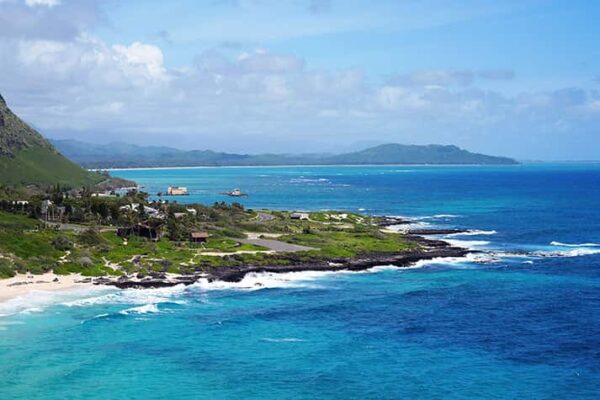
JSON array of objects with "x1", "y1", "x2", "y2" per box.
[{"x1": 52, "y1": 139, "x2": 518, "y2": 169}]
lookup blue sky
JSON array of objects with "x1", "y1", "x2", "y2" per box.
[{"x1": 0, "y1": 0, "x2": 599, "y2": 159}]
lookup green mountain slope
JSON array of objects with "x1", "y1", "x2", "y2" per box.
[
  {"x1": 0, "y1": 93, "x2": 104, "y2": 187},
  {"x1": 53, "y1": 139, "x2": 518, "y2": 168},
  {"x1": 324, "y1": 144, "x2": 517, "y2": 165}
]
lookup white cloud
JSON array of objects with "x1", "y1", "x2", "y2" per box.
[
  {"x1": 25, "y1": 0, "x2": 60, "y2": 7},
  {"x1": 0, "y1": 0, "x2": 102, "y2": 40},
  {"x1": 112, "y1": 42, "x2": 168, "y2": 82},
  {"x1": 0, "y1": 31, "x2": 599, "y2": 159},
  {"x1": 13, "y1": 36, "x2": 168, "y2": 86}
]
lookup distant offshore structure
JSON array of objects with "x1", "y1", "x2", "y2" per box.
[
  {"x1": 221, "y1": 188, "x2": 248, "y2": 197},
  {"x1": 166, "y1": 186, "x2": 188, "y2": 196}
]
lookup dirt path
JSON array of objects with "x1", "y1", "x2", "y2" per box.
[{"x1": 240, "y1": 238, "x2": 315, "y2": 252}]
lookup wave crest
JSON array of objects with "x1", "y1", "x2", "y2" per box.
[
  {"x1": 550, "y1": 241, "x2": 599, "y2": 247},
  {"x1": 447, "y1": 230, "x2": 497, "y2": 237}
]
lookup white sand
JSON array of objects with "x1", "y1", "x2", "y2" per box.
[{"x1": 0, "y1": 273, "x2": 93, "y2": 303}]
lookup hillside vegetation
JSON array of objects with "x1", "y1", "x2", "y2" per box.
[
  {"x1": 0, "y1": 93, "x2": 107, "y2": 188},
  {"x1": 53, "y1": 139, "x2": 518, "y2": 168},
  {"x1": 0, "y1": 197, "x2": 415, "y2": 279}
]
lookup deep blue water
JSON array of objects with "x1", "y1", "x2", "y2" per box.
[{"x1": 1, "y1": 164, "x2": 600, "y2": 399}]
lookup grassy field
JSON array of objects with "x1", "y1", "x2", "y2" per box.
[
  {"x1": 0, "y1": 147, "x2": 104, "y2": 187},
  {"x1": 0, "y1": 208, "x2": 416, "y2": 279}
]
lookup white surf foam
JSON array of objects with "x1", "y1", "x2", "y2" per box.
[
  {"x1": 431, "y1": 214, "x2": 461, "y2": 219},
  {"x1": 190, "y1": 270, "x2": 343, "y2": 291},
  {"x1": 290, "y1": 178, "x2": 330, "y2": 184},
  {"x1": 410, "y1": 252, "x2": 499, "y2": 269},
  {"x1": 119, "y1": 304, "x2": 160, "y2": 315},
  {"x1": 550, "y1": 241, "x2": 600, "y2": 247},
  {"x1": 447, "y1": 230, "x2": 497, "y2": 237},
  {"x1": 394, "y1": 214, "x2": 461, "y2": 221},
  {"x1": 63, "y1": 285, "x2": 188, "y2": 308},
  {"x1": 190, "y1": 266, "x2": 420, "y2": 292},
  {"x1": 262, "y1": 337, "x2": 305, "y2": 343},
  {"x1": 0, "y1": 286, "x2": 112, "y2": 318},
  {"x1": 443, "y1": 239, "x2": 491, "y2": 249},
  {"x1": 490, "y1": 246, "x2": 600, "y2": 259},
  {"x1": 533, "y1": 248, "x2": 600, "y2": 258}
]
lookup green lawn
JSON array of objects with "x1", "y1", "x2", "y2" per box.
[{"x1": 283, "y1": 230, "x2": 417, "y2": 258}]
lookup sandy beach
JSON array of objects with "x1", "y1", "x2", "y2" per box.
[{"x1": 0, "y1": 273, "x2": 93, "y2": 303}]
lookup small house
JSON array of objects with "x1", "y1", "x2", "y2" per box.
[
  {"x1": 190, "y1": 231, "x2": 209, "y2": 243},
  {"x1": 118, "y1": 224, "x2": 162, "y2": 242},
  {"x1": 291, "y1": 212, "x2": 310, "y2": 220}
]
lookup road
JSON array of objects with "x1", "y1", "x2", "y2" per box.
[{"x1": 240, "y1": 238, "x2": 315, "y2": 252}]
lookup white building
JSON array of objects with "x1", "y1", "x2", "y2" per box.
[
  {"x1": 120, "y1": 203, "x2": 164, "y2": 219},
  {"x1": 167, "y1": 186, "x2": 188, "y2": 196},
  {"x1": 291, "y1": 212, "x2": 310, "y2": 220}
]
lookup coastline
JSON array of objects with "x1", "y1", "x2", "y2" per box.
[
  {"x1": 0, "y1": 235, "x2": 469, "y2": 304},
  {"x1": 98, "y1": 163, "x2": 519, "y2": 172},
  {"x1": 0, "y1": 272, "x2": 93, "y2": 303},
  {"x1": 94, "y1": 235, "x2": 469, "y2": 289}
]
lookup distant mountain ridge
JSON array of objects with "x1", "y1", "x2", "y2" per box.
[
  {"x1": 52, "y1": 139, "x2": 518, "y2": 168},
  {"x1": 0, "y1": 93, "x2": 126, "y2": 188}
]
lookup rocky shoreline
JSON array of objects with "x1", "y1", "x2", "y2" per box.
[{"x1": 94, "y1": 234, "x2": 471, "y2": 289}]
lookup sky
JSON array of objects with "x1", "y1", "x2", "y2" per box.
[{"x1": 0, "y1": 0, "x2": 599, "y2": 160}]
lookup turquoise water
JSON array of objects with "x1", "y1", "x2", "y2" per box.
[{"x1": 1, "y1": 164, "x2": 599, "y2": 399}]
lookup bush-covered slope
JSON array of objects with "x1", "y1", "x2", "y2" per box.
[
  {"x1": 0, "y1": 93, "x2": 104, "y2": 187},
  {"x1": 323, "y1": 144, "x2": 517, "y2": 165},
  {"x1": 53, "y1": 139, "x2": 518, "y2": 168}
]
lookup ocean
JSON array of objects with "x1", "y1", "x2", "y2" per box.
[{"x1": 1, "y1": 164, "x2": 599, "y2": 399}]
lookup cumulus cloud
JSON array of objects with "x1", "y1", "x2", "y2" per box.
[
  {"x1": 0, "y1": 0, "x2": 102, "y2": 40},
  {"x1": 389, "y1": 69, "x2": 515, "y2": 87},
  {"x1": 0, "y1": 2, "x2": 598, "y2": 159},
  {"x1": 25, "y1": 0, "x2": 60, "y2": 7}
]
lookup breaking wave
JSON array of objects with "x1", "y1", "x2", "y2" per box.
[
  {"x1": 533, "y1": 248, "x2": 600, "y2": 258},
  {"x1": 63, "y1": 285, "x2": 188, "y2": 308},
  {"x1": 447, "y1": 230, "x2": 497, "y2": 237},
  {"x1": 261, "y1": 337, "x2": 305, "y2": 343},
  {"x1": 0, "y1": 286, "x2": 112, "y2": 318},
  {"x1": 119, "y1": 304, "x2": 160, "y2": 315},
  {"x1": 443, "y1": 239, "x2": 491, "y2": 249},
  {"x1": 550, "y1": 241, "x2": 599, "y2": 247}
]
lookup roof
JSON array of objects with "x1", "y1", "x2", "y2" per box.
[{"x1": 190, "y1": 231, "x2": 209, "y2": 238}]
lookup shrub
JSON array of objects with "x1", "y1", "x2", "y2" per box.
[
  {"x1": 78, "y1": 256, "x2": 93, "y2": 268},
  {"x1": 78, "y1": 228, "x2": 105, "y2": 246},
  {"x1": 218, "y1": 228, "x2": 246, "y2": 239},
  {"x1": 373, "y1": 230, "x2": 386, "y2": 240},
  {"x1": 27, "y1": 256, "x2": 56, "y2": 275},
  {"x1": 52, "y1": 235, "x2": 74, "y2": 251},
  {"x1": 0, "y1": 259, "x2": 15, "y2": 278},
  {"x1": 97, "y1": 244, "x2": 110, "y2": 253}
]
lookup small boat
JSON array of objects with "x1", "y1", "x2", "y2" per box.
[{"x1": 220, "y1": 188, "x2": 248, "y2": 197}]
